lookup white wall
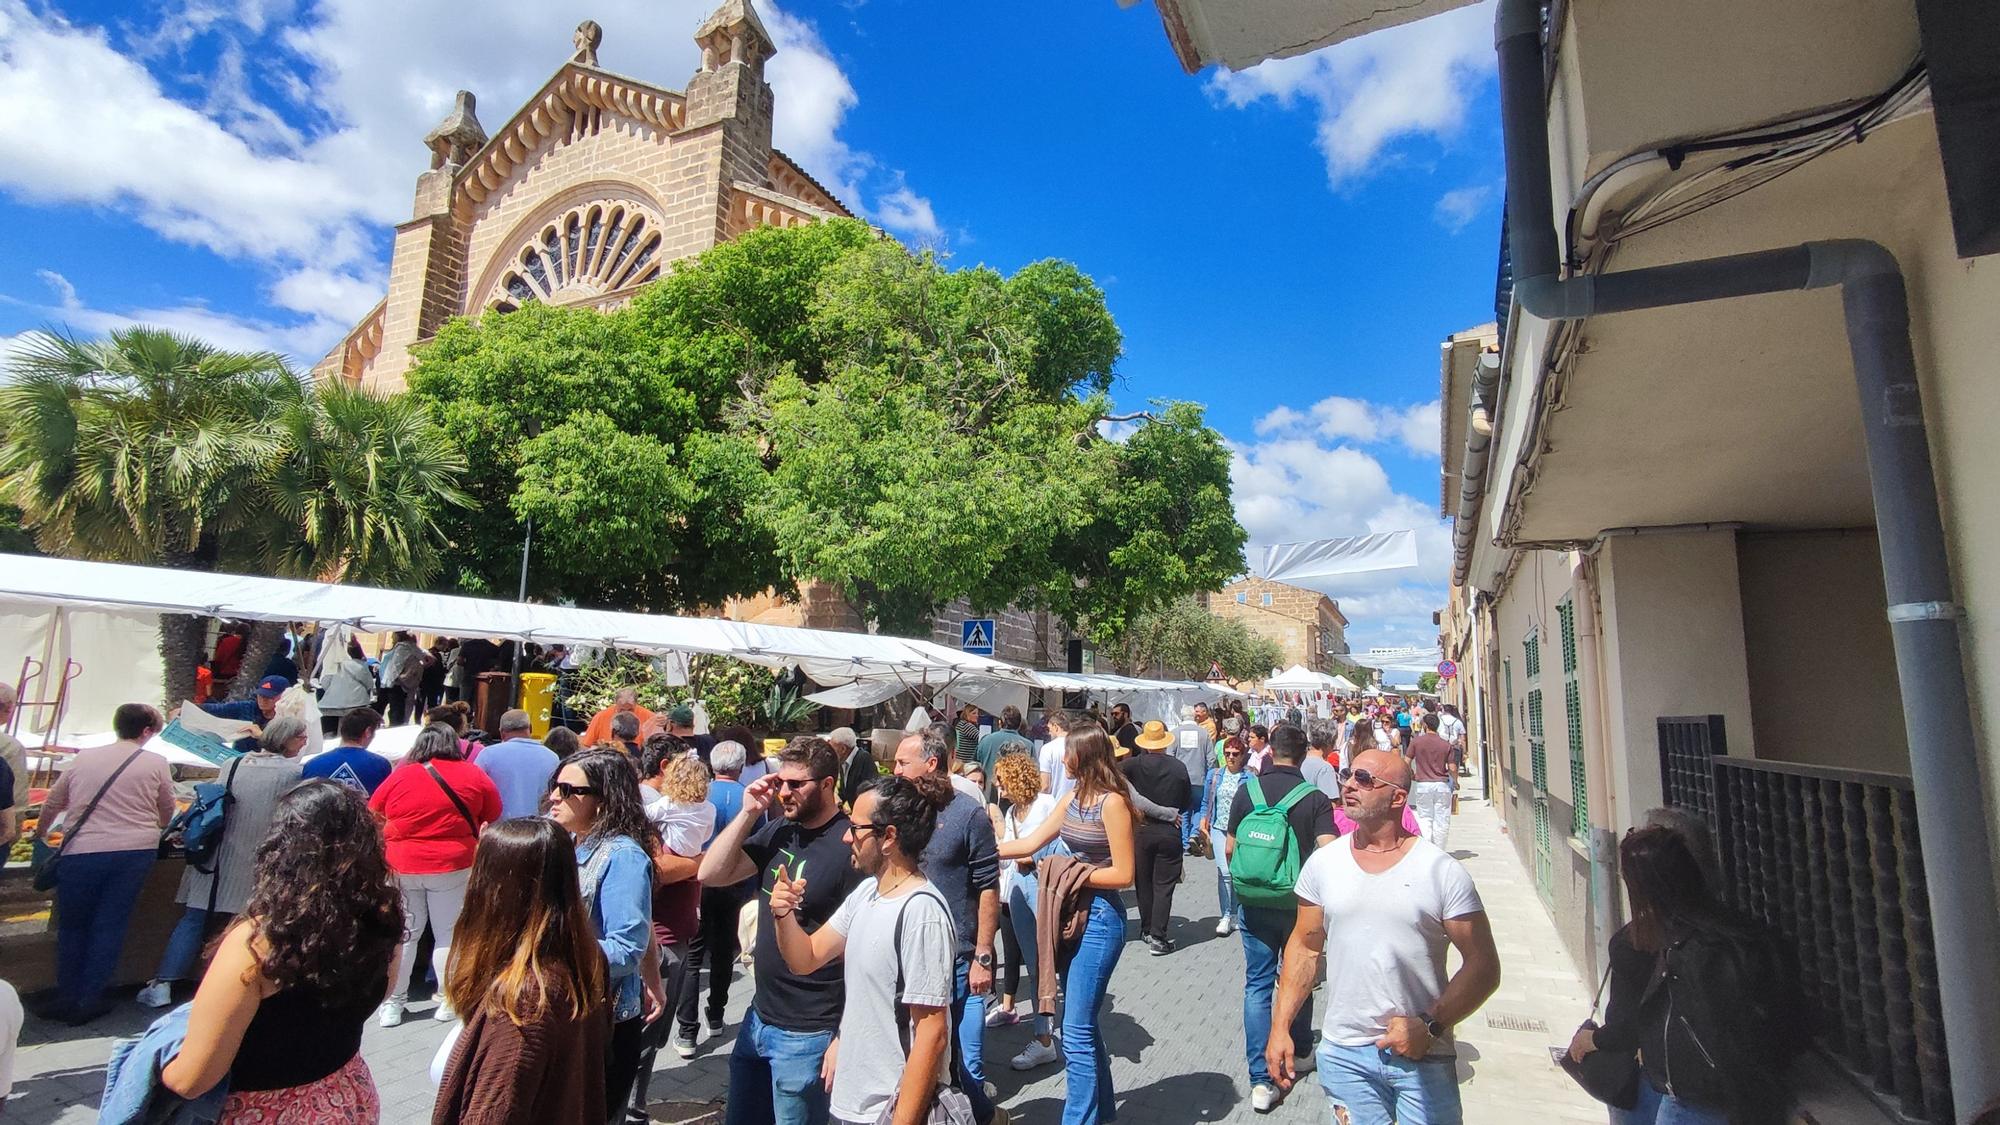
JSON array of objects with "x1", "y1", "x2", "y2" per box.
[{"x1": 1595, "y1": 530, "x2": 1757, "y2": 829}]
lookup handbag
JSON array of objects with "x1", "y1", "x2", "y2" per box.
[
  {"x1": 1556, "y1": 961, "x2": 1642, "y2": 1109},
  {"x1": 33, "y1": 748, "x2": 148, "y2": 893},
  {"x1": 872, "y1": 888, "x2": 977, "y2": 1125}
]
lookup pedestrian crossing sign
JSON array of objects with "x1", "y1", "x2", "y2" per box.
[{"x1": 961, "y1": 618, "x2": 996, "y2": 655}]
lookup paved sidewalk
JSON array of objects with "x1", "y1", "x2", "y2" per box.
[{"x1": 6, "y1": 799, "x2": 1604, "y2": 1123}]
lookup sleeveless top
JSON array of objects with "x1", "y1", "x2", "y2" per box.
[
  {"x1": 231, "y1": 985, "x2": 375, "y2": 1091},
  {"x1": 1060, "y1": 794, "x2": 1113, "y2": 868}
]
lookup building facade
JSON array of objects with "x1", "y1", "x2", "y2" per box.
[
  {"x1": 1204, "y1": 576, "x2": 1349, "y2": 674},
  {"x1": 311, "y1": 1, "x2": 848, "y2": 391}
]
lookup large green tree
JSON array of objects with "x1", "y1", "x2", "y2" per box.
[
  {"x1": 1114, "y1": 595, "x2": 1284, "y2": 681},
  {"x1": 0, "y1": 328, "x2": 467, "y2": 704}
]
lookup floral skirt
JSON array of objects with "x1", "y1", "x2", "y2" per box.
[{"x1": 218, "y1": 1053, "x2": 380, "y2": 1123}]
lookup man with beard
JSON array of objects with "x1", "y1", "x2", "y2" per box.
[
  {"x1": 700, "y1": 737, "x2": 866, "y2": 1125},
  {"x1": 1264, "y1": 748, "x2": 1499, "y2": 1124},
  {"x1": 768, "y1": 773, "x2": 967, "y2": 1125}
]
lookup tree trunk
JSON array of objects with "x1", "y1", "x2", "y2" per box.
[
  {"x1": 159, "y1": 612, "x2": 206, "y2": 709},
  {"x1": 227, "y1": 620, "x2": 288, "y2": 701}
]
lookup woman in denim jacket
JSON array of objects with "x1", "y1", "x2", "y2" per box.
[
  {"x1": 548, "y1": 749, "x2": 660, "y2": 1124},
  {"x1": 1200, "y1": 737, "x2": 1252, "y2": 936}
]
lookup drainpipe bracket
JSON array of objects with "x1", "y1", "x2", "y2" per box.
[{"x1": 1887, "y1": 600, "x2": 1963, "y2": 623}]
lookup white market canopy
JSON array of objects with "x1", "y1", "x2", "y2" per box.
[
  {"x1": 1263, "y1": 664, "x2": 1325, "y2": 691},
  {"x1": 0, "y1": 553, "x2": 1038, "y2": 696}
]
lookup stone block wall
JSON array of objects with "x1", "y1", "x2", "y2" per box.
[{"x1": 1206, "y1": 576, "x2": 1348, "y2": 672}]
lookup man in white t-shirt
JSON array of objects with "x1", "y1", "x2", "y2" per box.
[
  {"x1": 767, "y1": 776, "x2": 973, "y2": 1125},
  {"x1": 1038, "y1": 710, "x2": 1074, "y2": 798},
  {"x1": 1265, "y1": 749, "x2": 1500, "y2": 1124}
]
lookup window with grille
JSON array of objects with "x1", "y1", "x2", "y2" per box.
[{"x1": 1559, "y1": 598, "x2": 1588, "y2": 836}]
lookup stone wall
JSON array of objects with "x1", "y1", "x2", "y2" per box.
[{"x1": 1205, "y1": 576, "x2": 1348, "y2": 672}]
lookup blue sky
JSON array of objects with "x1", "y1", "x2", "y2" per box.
[{"x1": 0, "y1": 0, "x2": 1503, "y2": 671}]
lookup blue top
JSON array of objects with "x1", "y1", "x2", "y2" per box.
[
  {"x1": 300, "y1": 745, "x2": 393, "y2": 795},
  {"x1": 918, "y1": 790, "x2": 1000, "y2": 957},
  {"x1": 198, "y1": 699, "x2": 264, "y2": 755},
  {"x1": 577, "y1": 834, "x2": 653, "y2": 1023},
  {"x1": 474, "y1": 737, "x2": 559, "y2": 819},
  {"x1": 705, "y1": 778, "x2": 753, "y2": 891}
]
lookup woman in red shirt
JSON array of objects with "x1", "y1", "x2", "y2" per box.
[{"x1": 368, "y1": 722, "x2": 502, "y2": 1027}]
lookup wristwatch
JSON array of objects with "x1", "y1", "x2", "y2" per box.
[
  {"x1": 1418, "y1": 1012, "x2": 1446, "y2": 1039},
  {"x1": 973, "y1": 951, "x2": 995, "y2": 969}
]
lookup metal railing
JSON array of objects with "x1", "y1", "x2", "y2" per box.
[{"x1": 1657, "y1": 717, "x2": 1951, "y2": 1124}]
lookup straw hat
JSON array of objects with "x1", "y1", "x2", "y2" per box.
[{"x1": 1134, "y1": 720, "x2": 1175, "y2": 751}]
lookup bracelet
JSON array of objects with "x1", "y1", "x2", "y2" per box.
[{"x1": 772, "y1": 907, "x2": 793, "y2": 920}]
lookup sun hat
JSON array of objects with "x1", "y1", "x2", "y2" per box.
[{"x1": 1134, "y1": 720, "x2": 1174, "y2": 751}]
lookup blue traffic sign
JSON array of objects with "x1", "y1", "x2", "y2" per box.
[{"x1": 961, "y1": 618, "x2": 996, "y2": 655}]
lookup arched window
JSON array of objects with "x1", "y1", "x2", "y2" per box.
[{"x1": 484, "y1": 200, "x2": 666, "y2": 311}]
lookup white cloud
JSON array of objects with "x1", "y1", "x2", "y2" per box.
[
  {"x1": 1258, "y1": 393, "x2": 1441, "y2": 457},
  {"x1": 1433, "y1": 184, "x2": 1492, "y2": 233},
  {"x1": 0, "y1": 0, "x2": 943, "y2": 341},
  {"x1": 1205, "y1": 1, "x2": 1494, "y2": 184},
  {"x1": 15, "y1": 270, "x2": 345, "y2": 363}
]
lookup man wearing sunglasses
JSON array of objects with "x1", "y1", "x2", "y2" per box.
[
  {"x1": 699, "y1": 737, "x2": 866, "y2": 1125},
  {"x1": 1265, "y1": 749, "x2": 1501, "y2": 1125}
]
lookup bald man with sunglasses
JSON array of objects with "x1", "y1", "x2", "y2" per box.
[{"x1": 1265, "y1": 749, "x2": 1500, "y2": 1125}]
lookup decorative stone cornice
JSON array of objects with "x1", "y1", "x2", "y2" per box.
[
  {"x1": 767, "y1": 151, "x2": 852, "y2": 218},
  {"x1": 315, "y1": 298, "x2": 386, "y2": 384},
  {"x1": 451, "y1": 64, "x2": 688, "y2": 217}
]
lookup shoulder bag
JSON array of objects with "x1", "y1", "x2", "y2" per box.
[
  {"x1": 425, "y1": 764, "x2": 483, "y2": 837},
  {"x1": 873, "y1": 886, "x2": 975, "y2": 1125},
  {"x1": 33, "y1": 748, "x2": 147, "y2": 892},
  {"x1": 1556, "y1": 961, "x2": 1641, "y2": 1109}
]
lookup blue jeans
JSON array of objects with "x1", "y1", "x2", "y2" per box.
[
  {"x1": 952, "y1": 959, "x2": 997, "y2": 1124},
  {"x1": 1241, "y1": 906, "x2": 1311, "y2": 1087},
  {"x1": 1006, "y1": 879, "x2": 1054, "y2": 1037},
  {"x1": 1209, "y1": 829, "x2": 1237, "y2": 920},
  {"x1": 1181, "y1": 778, "x2": 1207, "y2": 848},
  {"x1": 54, "y1": 849, "x2": 155, "y2": 1014},
  {"x1": 1612, "y1": 1081, "x2": 1730, "y2": 1125},
  {"x1": 725, "y1": 1007, "x2": 834, "y2": 1125},
  {"x1": 157, "y1": 906, "x2": 229, "y2": 983},
  {"x1": 1058, "y1": 890, "x2": 1125, "y2": 1125},
  {"x1": 1317, "y1": 1041, "x2": 1462, "y2": 1125}
]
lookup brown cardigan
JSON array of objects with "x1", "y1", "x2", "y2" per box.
[
  {"x1": 1035, "y1": 853, "x2": 1100, "y2": 1018},
  {"x1": 431, "y1": 983, "x2": 610, "y2": 1125}
]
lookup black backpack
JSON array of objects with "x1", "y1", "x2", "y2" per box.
[{"x1": 1654, "y1": 918, "x2": 1807, "y2": 1113}]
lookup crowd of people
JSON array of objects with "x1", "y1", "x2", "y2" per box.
[{"x1": 9, "y1": 676, "x2": 1806, "y2": 1125}]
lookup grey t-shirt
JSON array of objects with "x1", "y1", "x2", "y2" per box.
[
  {"x1": 1300, "y1": 753, "x2": 1342, "y2": 799},
  {"x1": 919, "y1": 790, "x2": 999, "y2": 957},
  {"x1": 827, "y1": 880, "x2": 956, "y2": 1123}
]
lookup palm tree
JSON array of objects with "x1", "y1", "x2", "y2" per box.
[{"x1": 0, "y1": 327, "x2": 466, "y2": 706}]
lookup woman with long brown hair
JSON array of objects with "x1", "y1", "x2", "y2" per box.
[
  {"x1": 159, "y1": 780, "x2": 404, "y2": 1121},
  {"x1": 995, "y1": 721, "x2": 1136, "y2": 1125},
  {"x1": 431, "y1": 816, "x2": 610, "y2": 1124}
]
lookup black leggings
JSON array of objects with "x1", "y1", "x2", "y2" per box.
[
  {"x1": 605, "y1": 1015, "x2": 645, "y2": 1124},
  {"x1": 997, "y1": 903, "x2": 1023, "y2": 998}
]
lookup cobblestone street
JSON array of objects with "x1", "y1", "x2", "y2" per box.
[{"x1": 8, "y1": 799, "x2": 1605, "y2": 1124}]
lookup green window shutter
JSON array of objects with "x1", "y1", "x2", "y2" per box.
[
  {"x1": 1558, "y1": 599, "x2": 1588, "y2": 836},
  {"x1": 1503, "y1": 657, "x2": 1517, "y2": 776},
  {"x1": 1528, "y1": 689, "x2": 1547, "y2": 794}
]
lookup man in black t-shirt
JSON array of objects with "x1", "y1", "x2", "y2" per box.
[
  {"x1": 698, "y1": 736, "x2": 864, "y2": 1125},
  {"x1": 1226, "y1": 723, "x2": 1338, "y2": 1112}
]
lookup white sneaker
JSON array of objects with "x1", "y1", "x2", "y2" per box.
[
  {"x1": 1251, "y1": 1083, "x2": 1280, "y2": 1113},
  {"x1": 377, "y1": 999, "x2": 406, "y2": 1028},
  {"x1": 1216, "y1": 915, "x2": 1235, "y2": 936},
  {"x1": 136, "y1": 980, "x2": 172, "y2": 1009},
  {"x1": 432, "y1": 1002, "x2": 455, "y2": 1022},
  {"x1": 1010, "y1": 1037, "x2": 1062, "y2": 1071}
]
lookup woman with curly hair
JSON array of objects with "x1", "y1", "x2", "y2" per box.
[
  {"x1": 160, "y1": 780, "x2": 404, "y2": 1121},
  {"x1": 431, "y1": 816, "x2": 610, "y2": 1124},
  {"x1": 986, "y1": 751, "x2": 1061, "y2": 1071},
  {"x1": 546, "y1": 749, "x2": 660, "y2": 1123}
]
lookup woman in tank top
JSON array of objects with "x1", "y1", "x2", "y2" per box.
[
  {"x1": 997, "y1": 721, "x2": 1136, "y2": 1125},
  {"x1": 160, "y1": 780, "x2": 405, "y2": 1122}
]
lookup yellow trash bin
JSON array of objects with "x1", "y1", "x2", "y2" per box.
[{"x1": 520, "y1": 673, "x2": 557, "y2": 738}]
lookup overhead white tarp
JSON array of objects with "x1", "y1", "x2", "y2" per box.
[
  {"x1": 1248, "y1": 531, "x2": 1418, "y2": 584},
  {"x1": 0, "y1": 553, "x2": 1040, "y2": 699}
]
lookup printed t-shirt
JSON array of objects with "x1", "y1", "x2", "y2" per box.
[
  {"x1": 301, "y1": 745, "x2": 392, "y2": 795},
  {"x1": 1228, "y1": 764, "x2": 1338, "y2": 865},
  {"x1": 826, "y1": 880, "x2": 956, "y2": 1124},
  {"x1": 743, "y1": 813, "x2": 866, "y2": 1031},
  {"x1": 1293, "y1": 836, "x2": 1484, "y2": 1049},
  {"x1": 367, "y1": 759, "x2": 501, "y2": 874}
]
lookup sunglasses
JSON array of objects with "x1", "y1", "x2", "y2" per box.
[
  {"x1": 773, "y1": 776, "x2": 825, "y2": 792},
  {"x1": 1337, "y1": 767, "x2": 1408, "y2": 792},
  {"x1": 553, "y1": 781, "x2": 600, "y2": 799},
  {"x1": 848, "y1": 821, "x2": 882, "y2": 837}
]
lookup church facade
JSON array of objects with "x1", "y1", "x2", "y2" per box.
[{"x1": 312, "y1": 0, "x2": 849, "y2": 391}]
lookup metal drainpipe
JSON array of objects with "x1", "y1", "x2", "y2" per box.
[
  {"x1": 1571, "y1": 551, "x2": 1622, "y2": 981},
  {"x1": 1495, "y1": 0, "x2": 2000, "y2": 1109},
  {"x1": 1451, "y1": 343, "x2": 1506, "y2": 587}
]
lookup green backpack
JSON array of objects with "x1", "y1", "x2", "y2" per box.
[{"x1": 1229, "y1": 777, "x2": 1319, "y2": 908}]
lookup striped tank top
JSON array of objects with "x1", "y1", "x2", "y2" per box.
[{"x1": 1061, "y1": 794, "x2": 1113, "y2": 868}]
